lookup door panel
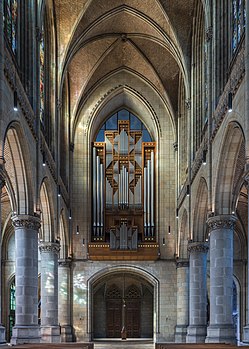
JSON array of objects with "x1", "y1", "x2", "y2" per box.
[
  {"x1": 125, "y1": 299, "x2": 141, "y2": 338},
  {"x1": 106, "y1": 299, "x2": 122, "y2": 338}
]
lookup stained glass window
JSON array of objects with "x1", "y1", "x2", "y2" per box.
[
  {"x1": 232, "y1": 0, "x2": 246, "y2": 52},
  {"x1": 3, "y1": 0, "x2": 18, "y2": 54},
  {"x1": 9, "y1": 281, "x2": 15, "y2": 338},
  {"x1": 40, "y1": 29, "x2": 45, "y2": 124}
]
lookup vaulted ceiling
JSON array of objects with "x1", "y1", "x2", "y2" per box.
[{"x1": 54, "y1": 0, "x2": 196, "y2": 124}]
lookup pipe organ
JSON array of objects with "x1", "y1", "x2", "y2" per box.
[{"x1": 92, "y1": 119, "x2": 156, "y2": 248}]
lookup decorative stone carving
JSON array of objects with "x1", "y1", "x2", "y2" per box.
[
  {"x1": 39, "y1": 242, "x2": 60, "y2": 255},
  {"x1": 185, "y1": 99, "x2": 191, "y2": 110},
  {"x1": 175, "y1": 260, "x2": 189, "y2": 268},
  {"x1": 205, "y1": 26, "x2": 213, "y2": 42},
  {"x1": 173, "y1": 142, "x2": 178, "y2": 152},
  {"x1": 207, "y1": 215, "x2": 237, "y2": 232},
  {"x1": 12, "y1": 215, "x2": 41, "y2": 230},
  {"x1": 58, "y1": 258, "x2": 72, "y2": 268},
  {"x1": 188, "y1": 242, "x2": 209, "y2": 253}
]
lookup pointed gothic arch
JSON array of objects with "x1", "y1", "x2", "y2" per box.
[
  {"x1": 3, "y1": 124, "x2": 34, "y2": 215},
  {"x1": 215, "y1": 122, "x2": 245, "y2": 215},
  {"x1": 192, "y1": 177, "x2": 208, "y2": 242}
]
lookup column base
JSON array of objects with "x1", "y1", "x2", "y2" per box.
[
  {"x1": 40, "y1": 326, "x2": 61, "y2": 343},
  {"x1": 243, "y1": 325, "x2": 249, "y2": 343},
  {"x1": 0, "y1": 325, "x2": 6, "y2": 344},
  {"x1": 10, "y1": 325, "x2": 40, "y2": 344},
  {"x1": 186, "y1": 325, "x2": 207, "y2": 343},
  {"x1": 175, "y1": 325, "x2": 188, "y2": 342},
  {"x1": 205, "y1": 324, "x2": 236, "y2": 344},
  {"x1": 60, "y1": 325, "x2": 73, "y2": 342}
]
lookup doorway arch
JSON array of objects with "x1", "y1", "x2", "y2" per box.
[{"x1": 88, "y1": 265, "x2": 159, "y2": 340}]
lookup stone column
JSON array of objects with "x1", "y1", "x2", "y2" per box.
[
  {"x1": 186, "y1": 242, "x2": 209, "y2": 343},
  {"x1": 11, "y1": 214, "x2": 41, "y2": 344},
  {"x1": 206, "y1": 214, "x2": 236, "y2": 343},
  {"x1": 0, "y1": 175, "x2": 5, "y2": 344},
  {"x1": 39, "y1": 242, "x2": 61, "y2": 343},
  {"x1": 175, "y1": 260, "x2": 189, "y2": 342},
  {"x1": 58, "y1": 259, "x2": 72, "y2": 342}
]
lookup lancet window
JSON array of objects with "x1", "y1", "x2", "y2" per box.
[
  {"x1": 3, "y1": 0, "x2": 18, "y2": 54},
  {"x1": 40, "y1": 27, "x2": 45, "y2": 125},
  {"x1": 232, "y1": 0, "x2": 245, "y2": 52},
  {"x1": 92, "y1": 109, "x2": 156, "y2": 249}
]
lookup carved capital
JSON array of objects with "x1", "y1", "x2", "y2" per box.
[
  {"x1": 175, "y1": 259, "x2": 189, "y2": 268},
  {"x1": 207, "y1": 214, "x2": 237, "y2": 232},
  {"x1": 58, "y1": 258, "x2": 72, "y2": 268},
  {"x1": 188, "y1": 242, "x2": 209, "y2": 254},
  {"x1": 12, "y1": 214, "x2": 41, "y2": 230},
  {"x1": 39, "y1": 242, "x2": 60, "y2": 255},
  {"x1": 206, "y1": 26, "x2": 213, "y2": 42},
  {"x1": 173, "y1": 142, "x2": 178, "y2": 152}
]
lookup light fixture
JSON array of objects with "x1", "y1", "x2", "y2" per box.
[
  {"x1": 76, "y1": 225, "x2": 79, "y2": 235},
  {"x1": 176, "y1": 208, "x2": 179, "y2": 219},
  {"x1": 162, "y1": 238, "x2": 165, "y2": 246},
  {"x1": 168, "y1": 225, "x2": 171, "y2": 235},
  {"x1": 228, "y1": 92, "x2": 233, "y2": 112},
  {"x1": 69, "y1": 209, "x2": 72, "y2": 220},
  {"x1": 82, "y1": 238, "x2": 85, "y2": 246},
  {"x1": 202, "y1": 150, "x2": 207, "y2": 165},
  {"x1": 186, "y1": 185, "x2": 190, "y2": 196},
  {"x1": 58, "y1": 185, "x2": 61, "y2": 197},
  {"x1": 42, "y1": 152, "x2": 46, "y2": 166},
  {"x1": 14, "y1": 90, "x2": 18, "y2": 111}
]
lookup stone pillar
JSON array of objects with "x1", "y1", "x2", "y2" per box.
[
  {"x1": 206, "y1": 214, "x2": 236, "y2": 344},
  {"x1": 39, "y1": 242, "x2": 61, "y2": 343},
  {"x1": 186, "y1": 242, "x2": 209, "y2": 343},
  {"x1": 58, "y1": 259, "x2": 72, "y2": 342},
  {"x1": 0, "y1": 175, "x2": 5, "y2": 344},
  {"x1": 175, "y1": 260, "x2": 189, "y2": 342},
  {"x1": 11, "y1": 214, "x2": 41, "y2": 344}
]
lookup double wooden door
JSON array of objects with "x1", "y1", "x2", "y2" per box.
[{"x1": 106, "y1": 298, "x2": 141, "y2": 338}]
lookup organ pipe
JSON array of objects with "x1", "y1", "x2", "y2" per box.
[
  {"x1": 144, "y1": 167, "x2": 147, "y2": 236},
  {"x1": 96, "y1": 155, "x2": 100, "y2": 235},
  {"x1": 147, "y1": 159, "x2": 151, "y2": 235},
  {"x1": 151, "y1": 151, "x2": 154, "y2": 229},
  {"x1": 93, "y1": 148, "x2": 97, "y2": 235},
  {"x1": 100, "y1": 163, "x2": 104, "y2": 236}
]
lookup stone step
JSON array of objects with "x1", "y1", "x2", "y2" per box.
[{"x1": 94, "y1": 340, "x2": 154, "y2": 349}]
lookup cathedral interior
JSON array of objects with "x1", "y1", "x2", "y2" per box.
[{"x1": 0, "y1": 0, "x2": 249, "y2": 347}]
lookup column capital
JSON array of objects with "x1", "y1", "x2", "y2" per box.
[
  {"x1": 12, "y1": 214, "x2": 41, "y2": 230},
  {"x1": 188, "y1": 242, "x2": 209, "y2": 254},
  {"x1": 39, "y1": 241, "x2": 60, "y2": 255},
  {"x1": 207, "y1": 214, "x2": 237, "y2": 232},
  {"x1": 58, "y1": 258, "x2": 72, "y2": 268},
  {"x1": 175, "y1": 259, "x2": 189, "y2": 268}
]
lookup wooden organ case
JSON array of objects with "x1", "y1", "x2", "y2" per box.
[{"x1": 89, "y1": 119, "x2": 159, "y2": 260}]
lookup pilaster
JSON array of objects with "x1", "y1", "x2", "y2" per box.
[
  {"x1": 39, "y1": 242, "x2": 61, "y2": 343},
  {"x1": 206, "y1": 215, "x2": 236, "y2": 344},
  {"x1": 186, "y1": 242, "x2": 209, "y2": 343}
]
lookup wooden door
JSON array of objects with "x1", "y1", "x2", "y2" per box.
[
  {"x1": 125, "y1": 299, "x2": 141, "y2": 338},
  {"x1": 106, "y1": 299, "x2": 122, "y2": 338}
]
